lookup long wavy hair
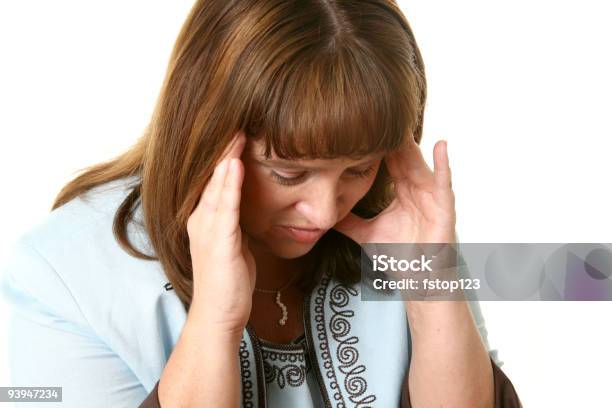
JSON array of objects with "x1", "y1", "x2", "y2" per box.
[{"x1": 51, "y1": 0, "x2": 426, "y2": 311}]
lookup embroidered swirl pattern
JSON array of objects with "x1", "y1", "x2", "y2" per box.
[
  {"x1": 313, "y1": 272, "x2": 377, "y2": 407},
  {"x1": 313, "y1": 276, "x2": 343, "y2": 405},
  {"x1": 262, "y1": 348, "x2": 310, "y2": 389},
  {"x1": 239, "y1": 339, "x2": 255, "y2": 407},
  {"x1": 329, "y1": 283, "x2": 377, "y2": 406}
]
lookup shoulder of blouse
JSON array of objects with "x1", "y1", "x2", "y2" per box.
[{"x1": 1, "y1": 175, "x2": 186, "y2": 395}]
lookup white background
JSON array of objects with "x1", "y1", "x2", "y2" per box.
[{"x1": 1, "y1": 1, "x2": 610, "y2": 406}]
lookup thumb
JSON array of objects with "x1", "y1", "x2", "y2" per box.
[
  {"x1": 241, "y1": 232, "x2": 257, "y2": 288},
  {"x1": 241, "y1": 231, "x2": 254, "y2": 260},
  {"x1": 241, "y1": 231, "x2": 249, "y2": 250},
  {"x1": 332, "y1": 211, "x2": 369, "y2": 243}
]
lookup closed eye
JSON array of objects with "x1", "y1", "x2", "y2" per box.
[{"x1": 270, "y1": 165, "x2": 377, "y2": 186}]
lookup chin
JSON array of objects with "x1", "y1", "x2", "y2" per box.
[
  {"x1": 245, "y1": 230, "x2": 315, "y2": 258},
  {"x1": 270, "y1": 240, "x2": 317, "y2": 259}
]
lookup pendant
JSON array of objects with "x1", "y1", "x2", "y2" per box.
[{"x1": 275, "y1": 291, "x2": 288, "y2": 326}]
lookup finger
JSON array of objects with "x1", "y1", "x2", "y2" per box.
[
  {"x1": 433, "y1": 140, "x2": 455, "y2": 207},
  {"x1": 217, "y1": 131, "x2": 247, "y2": 165},
  {"x1": 199, "y1": 131, "x2": 246, "y2": 214},
  {"x1": 198, "y1": 158, "x2": 231, "y2": 215},
  {"x1": 218, "y1": 158, "x2": 245, "y2": 237},
  {"x1": 433, "y1": 140, "x2": 452, "y2": 190},
  {"x1": 385, "y1": 136, "x2": 433, "y2": 185},
  {"x1": 227, "y1": 131, "x2": 247, "y2": 159}
]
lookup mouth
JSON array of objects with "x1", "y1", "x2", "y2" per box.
[{"x1": 278, "y1": 226, "x2": 326, "y2": 243}]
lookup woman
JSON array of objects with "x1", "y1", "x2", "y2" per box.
[{"x1": 1, "y1": 0, "x2": 521, "y2": 406}]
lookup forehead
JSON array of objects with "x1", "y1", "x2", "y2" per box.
[{"x1": 245, "y1": 138, "x2": 385, "y2": 168}]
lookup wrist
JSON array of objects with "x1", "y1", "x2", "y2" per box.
[
  {"x1": 404, "y1": 300, "x2": 473, "y2": 339},
  {"x1": 187, "y1": 296, "x2": 246, "y2": 344}
]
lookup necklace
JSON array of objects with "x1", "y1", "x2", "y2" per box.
[{"x1": 254, "y1": 272, "x2": 299, "y2": 326}]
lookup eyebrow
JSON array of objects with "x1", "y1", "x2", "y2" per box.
[{"x1": 260, "y1": 153, "x2": 385, "y2": 170}]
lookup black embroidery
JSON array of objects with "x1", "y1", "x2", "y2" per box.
[
  {"x1": 262, "y1": 347, "x2": 310, "y2": 388},
  {"x1": 163, "y1": 282, "x2": 173, "y2": 291},
  {"x1": 239, "y1": 339, "x2": 255, "y2": 407},
  {"x1": 329, "y1": 284, "x2": 376, "y2": 406},
  {"x1": 311, "y1": 271, "x2": 376, "y2": 408},
  {"x1": 313, "y1": 273, "x2": 345, "y2": 406},
  {"x1": 304, "y1": 287, "x2": 334, "y2": 407},
  {"x1": 244, "y1": 323, "x2": 268, "y2": 407}
]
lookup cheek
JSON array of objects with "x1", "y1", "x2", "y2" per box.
[
  {"x1": 346, "y1": 173, "x2": 379, "y2": 202},
  {"x1": 338, "y1": 173, "x2": 380, "y2": 217},
  {"x1": 240, "y1": 168, "x2": 290, "y2": 220}
]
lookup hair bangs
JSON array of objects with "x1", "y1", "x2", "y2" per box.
[{"x1": 247, "y1": 42, "x2": 416, "y2": 161}]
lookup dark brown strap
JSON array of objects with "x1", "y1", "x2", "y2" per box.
[
  {"x1": 138, "y1": 380, "x2": 161, "y2": 408},
  {"x1": 401, "y1": 358, "x2": 523, "y2": 408},
  {"x1": 491, "y1": 359, "x2": 523, "y2": 408}
]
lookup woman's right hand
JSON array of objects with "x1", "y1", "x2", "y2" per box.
[{"x1": 186, "y1": 131, "x2": 256, "y2": 336}]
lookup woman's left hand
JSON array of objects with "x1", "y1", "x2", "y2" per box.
[{"x1": 333, "y1": 136, "x2": 456, "y2": 245}]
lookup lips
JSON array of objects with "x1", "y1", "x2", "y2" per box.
[
  {"x1": 279, "y1": 226, "x2": 326, "y2": 243},
  {"x1": 287, "y1": 226, "x2": 321, "y2": 231}
]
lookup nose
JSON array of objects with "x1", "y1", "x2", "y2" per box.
[{"x1": 295, "y1": 180, "x2": 341, "y2": 231}]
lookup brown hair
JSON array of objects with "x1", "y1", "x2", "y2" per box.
[{"x1": 52, "y1": 0, "x2": 426, "y2": 310}]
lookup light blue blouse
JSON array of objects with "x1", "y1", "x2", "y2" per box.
[{"x1": 0, "y1": 176, "x2": 501, "y2": 407}]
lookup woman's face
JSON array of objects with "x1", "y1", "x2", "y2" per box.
[{"x1": 239, "y1": 138, "x2": 386, "y2": 259}]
